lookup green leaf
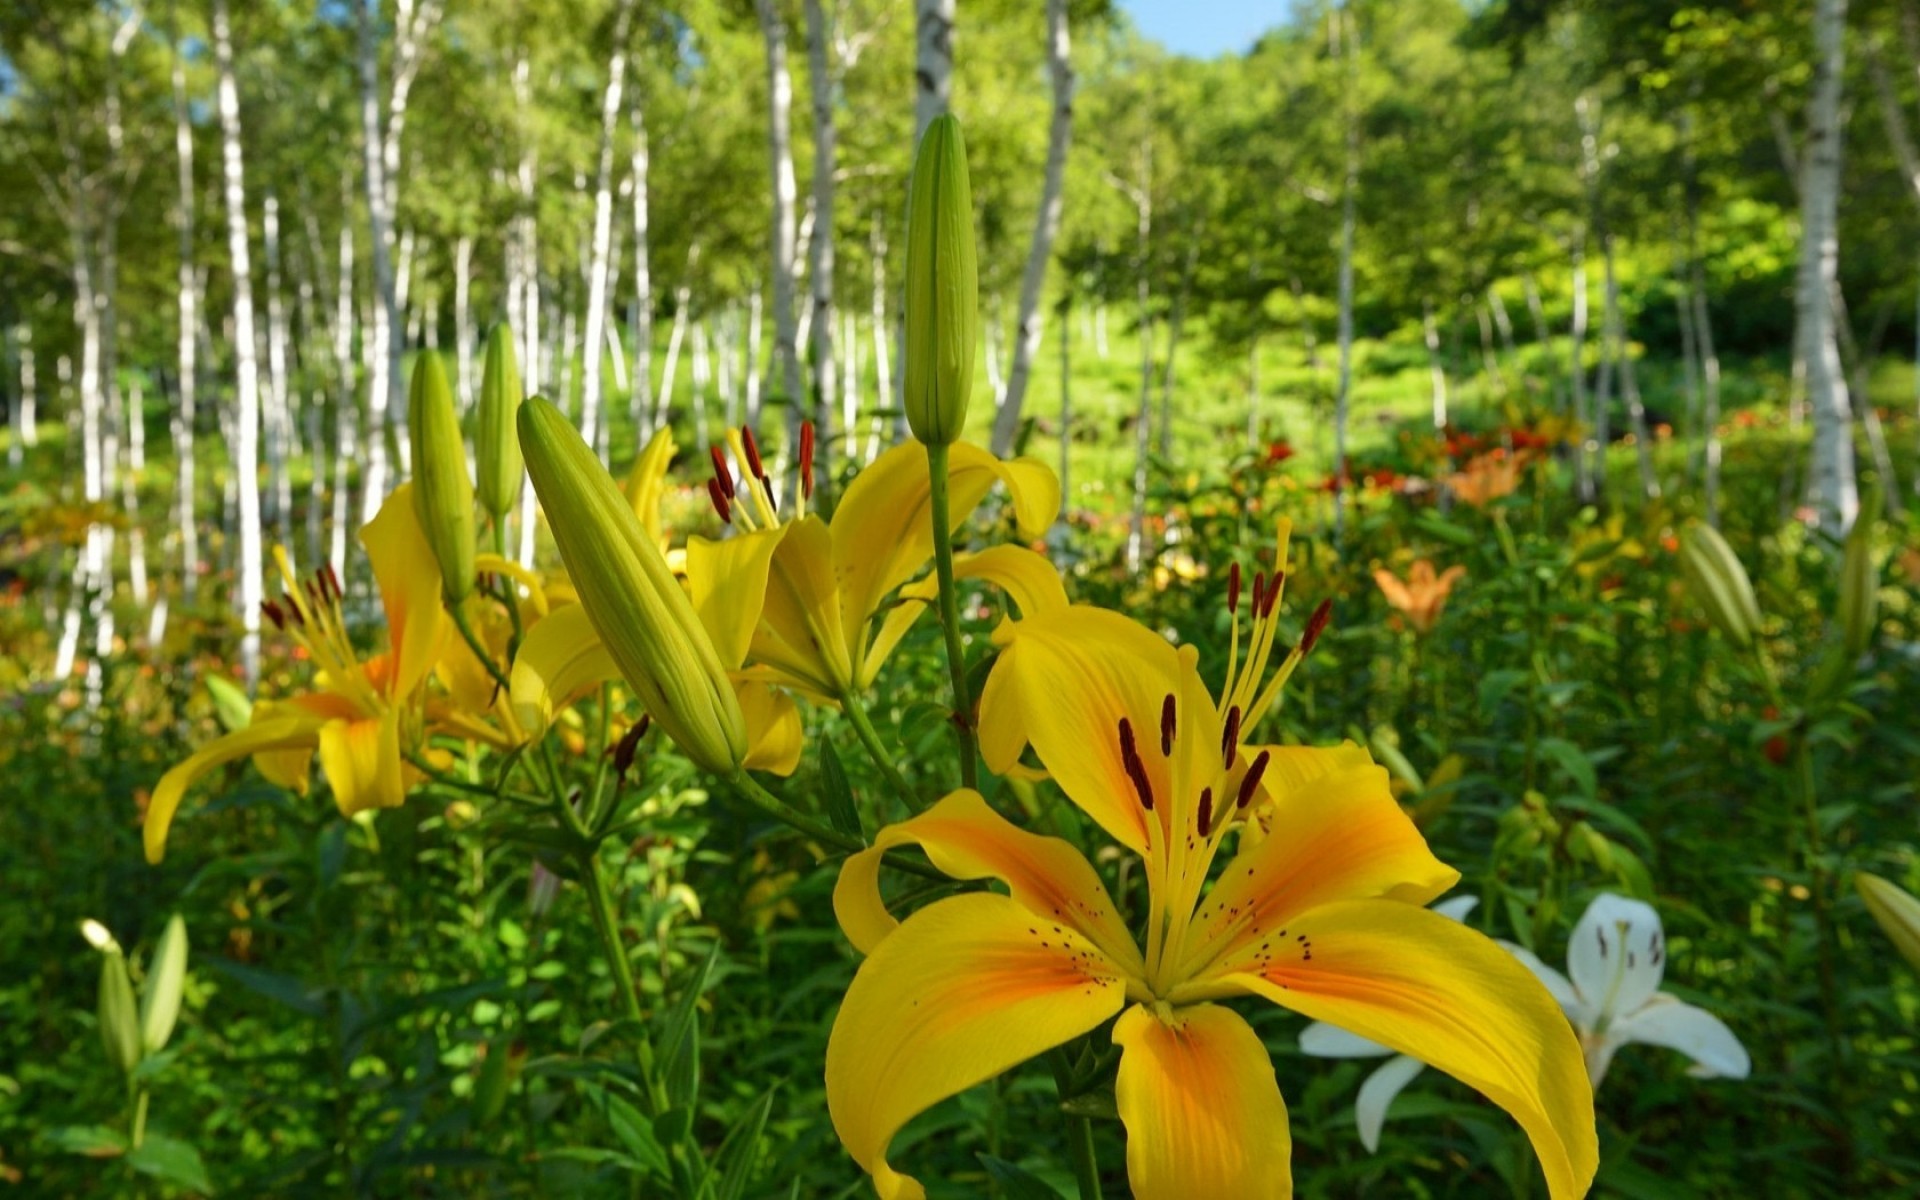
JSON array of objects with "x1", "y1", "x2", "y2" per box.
[
  {"x1": 205, "y1": 959, "x2": 325, "y2": 1018},
  {"x1": 46, "y1": 1125, "x2": 127, "y2": 1158},
  {"x1": 203, "y1": 674, "x2": 253, "y2": 732},
  {"x1": 1477, "y1": 669, "x2": 1528, "y2": 719},
  {"x1": 977, "y1": 1155, "x2": 1068, "y2": 1200},
  {"x1": 1536, "y1": 738, "x2": 1597, "y2": 801},
  {"x1": 127, "y1": 1133, "x2": 214, "y2": 1193},
  {"x1": 708, "y1": 1087, "x2": 777, "y2": 1200},
  {"x1": 658, "y1": 943, "x2": 718, "y2": 1109},
  {"x1": 818, "y1": 738, "x2": 863, "y2": 839},
  {"x1": 602, "y1": 1093, "x2": 670, "y2": 1177},
  {"x1": 1414, "y1": 511, "x2": 1478, "y2": 547}
]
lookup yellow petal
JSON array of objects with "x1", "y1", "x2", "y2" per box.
[
  {"x1": 475, "y1": 553, "x2": 552, "y2": 617},
  {"x1": 249, "y1": 698, "x2": 314, "y2": 796},
  {"x1": 980, "y1": 606, "x2": 1191, "y2": 855},
  {"x1": 1205, "y1": 900, "x2": 1599, "y2": 1200},
  {"x1": 832, "y1": 789, "x2": 1142, "y2": 975},
  {"x1": 686, "y1": 527, "x2": 784, "y2": 671},
  {"x1": 756, "y1": 516, "x2": 853, "y2": 694},
  {"x1": 437, "y1": 595, "x2": 513, "y2": 717},
  {"x1": 826, "y1": 893, "x2": 1127, "y2": 1200},
  {"x1": 1113, "y1": 1003, "x2": 1292, "y2": 1200},
  {"x1": 317, "y1": 710, "x2": 409, "y2": 817},
  {"x1": 145, "y1": 715, "x2": 328, "y2": 862},
  {"x1": 362, "y1": 484, "x2": 451, "y2": 698},
  {"x1": 737, "y1": 679, "x2": 803, "y2": 776},
  {"x1": 508, "y1": 603, "x2": 619, "y2": 737},
  {"x1": 857, "y1": 539, "x2": 1069, "y2": 691},
  {"x1": 625, "y1": 425, "x2": 677, "y2": 548},
  {"x1": 1177, "y1": 756, "x2": 1457, "y2": 978}
]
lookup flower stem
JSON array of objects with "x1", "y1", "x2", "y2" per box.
[
  {"x1": 580, "y1": 847, "x2": 669, "y2": 1116},
  {"x1": 450, "y1": 600, "x2": 513, "y2": 698},
  {"x1": 1066, "y1": 1115, "x2": 1103, "y2": 1200},
  {"x1": 924, "y1": 442, "x2": 979, "y2": 789},
  {"x1": 727, "y1": 770, "x2": 865, "y2": 852},
  {"x1": 128, "y1": 1084, "x2": 149, "y2": 1151},
  {"x1": 839, "y1": 690, "x2": 920, "y2": 812}
]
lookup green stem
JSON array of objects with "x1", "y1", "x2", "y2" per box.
[
  {"x1": 585, "y1": 683, "x2": 615, "y2": 830},
  {"x1": 451, "y1": 599, "x2": 514, "y2": 698},
  {"x1": 129, "y1": 1084, "x2": 149, "y2": 1151},
  {"x1": 925, "y1": 441, "x2": 979, "y2": 789},
  {"x1": 1066, "y1": 1116, "x2": 1103, "y2": 1200},
  {"x1": 839, "y1": 690, "x2": 919, "y2": 812},
  {"x1": 580, "y1": 848, "x2": 669, "y2": 1116},
  {"x1": 726, "y1": 771, "x2": 865, "y2": 853}
]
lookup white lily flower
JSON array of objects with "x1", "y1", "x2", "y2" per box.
[
  {"x1": 1300, "y1": 892, "x2": 1750, "y2": 1153},
  {"x1": 1297, "y1": 894, "x2": 1479, "y2": 1152},
  {"x1": 1506, "y1": 892, "x2": 1751, "y2": 1089}
]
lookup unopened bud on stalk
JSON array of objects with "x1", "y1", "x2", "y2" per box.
[
  {"x1": 517, "y1": 398, "x2": 747, "y2": 775},
  {"x1": 409, "y1": 352, "x2": 478, "y2": 602},
  {"x1": 139, "y1": 914, "x2": 189, "y2": 1055},
  {"x1": 903, "y1": 114, "x2": 978, "y2": 446},
  {"x1": 1855, "y1": 872, "x2": 1920, "y2": 975},
  {"x1": 94, "y1": 937, "x2": 142, "y2": 1075},
  {"x1": 477, "y1": 325, "x2": 525, "y2": 523},
  {"x1": 1837, "y1": 491, "x2": 1882, "y2": 660},
  {"x1": 1678, "y1": 522, "x2": 1760, "y2": 649}
]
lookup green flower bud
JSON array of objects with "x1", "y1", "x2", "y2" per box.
[
  {"x1": 517, "y1": 398, "x2": 747, "y2": 774},
  {"x1": 477, "y1": 325, "x2": 525, "y2": 523},
  {"x1": 470, "y1": 1039, "x2": 524, "y2": 1126},
  {"x1": 1837, "y1": 491, "x2": 1881, "y2": 660},
  {"x1": 139, "y1": 914, "x2": 189, "y2": 1056},
  {"x1": 97, "y1": 945, "x2": 142, "y2": 1075},
  {"x1": 903, "y1": 114, "x2": 978, "y2": 446},
  {"x1": 1678, "y1": 522, "x2": 1760, "y2": 649},
  {"x1": 1856, "y1": 872, "x2": 1920, "y2": 976},
  {"x1": 409, "y1": 351, "x2": 478, "y2": 603}
]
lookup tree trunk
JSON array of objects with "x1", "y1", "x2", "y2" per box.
[
  {"x1": 454, "y1": 233, "x2": 474, "y2": 411},
  {"x1": 263, "y1": 192, "x2": 293, "y2": 541},
  {"x1": 915, "y1": 0, "x2": 955, "y2": 139},
  {"x1": 868, "y1": 214, "x2": 891, "y2": 461},
  {"x1": 804, "y1": 0, "x2": 838, "y2": 491},
  {"x1": 1601, "y1": 235, "x2": 1659, "y2": 500},
  {"x1": 1121, "y1": 147, "x2": 1154, "y2": 573},
  {"x1": 214, "y1": 0, "x2": 264, "y2": 685},
  {"x1": 170, "y1": 28, "x2": 200, "y2": 600},
  {"x1": 991, "y1": 0, "x2": 1074, "y2": 456},
  {"x1": 691, "y1": 315, "x2": 712, "y2": 457},
  {"x1": 1424, "y1": 297, "x2": 1449, "y2": 429},
  {"x1": 655, "y1": 263, "x2": 696, "y2": 432},
  {"x1": 1332, "y1": 16, "x2": 1359, "y2": 540},
  {"x1": 1569, "y1": 226, "x2": 1593, "y2": 502},
  {"x1": 757, "y1": 0, "x2": 804, "y2": 456},
  {"x1": 746, "y1": 284, "x2": 764, "y2": 431},
  {"x1": 580, "y1": 0, "x2": 636, "y2": 458},
  {"x1": 357, "y1": 0, "x2": 401, "y2": 519},
  {"x1": 1797, "y1": 0, "x2": 1858, "y2": 537},
  {"x1": 628, "y1": 92, "x2": 654, "y2": 446}
]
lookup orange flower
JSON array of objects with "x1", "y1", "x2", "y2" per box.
[
  {"x1": 1372, "y1": 560, "x2": 1466, "y2": 635},
  {"x1": 1448, "y1": 450, "x2": 1522, "y2": 507}
]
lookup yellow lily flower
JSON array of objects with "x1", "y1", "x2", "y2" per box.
[
  {"x1": 144, "y1": 485, "x2": 451, "y2": 863},
  {"x1": 685, "y1": 426, "x2": 1058, "y2": 704},
  {"x1": 824, "y1": 532, "x2": 1596, "y2": 1200},
  {"x1": 508, "y1": 426, "x2": 804, "y2": 775},
  {"x1": 1372, "y1": 559, "x2": 1465, "y2": 635}
]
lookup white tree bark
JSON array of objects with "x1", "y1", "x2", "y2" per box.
[
  {"x1": 757, "y1": 0, "x2": 804, "y2": 455},
  {"x1": 914, "y1": 0, "x2": 954, "y2": 140},
  {"x1": 991, "y1": 0, "x2": 1074, "y2": 456},
  {"x1": 628, "y1": 92, "x2": 654, "y2": 445},
  {"x1": 357, "y1": 1, "x2": 399, "y2": 517},
  {"x1": 867, "y1": 214, "x2": 891, "y2": 461},
  {"x1": 804, "y1": 0, "x2": 838, "y2": 488},
  {"x1": 580, "y1": 0, "x2": 637, "y2": 458},
  {"x1": 1796, "y1": 0, "x2": 1858, "y2": 536},
  {"x1": 1112, "y1": 148, "x2": 1154, "y2": 573},
  {"x1": 1569, "y1": 225, "x2": 1593, "y2": 501},
  {"x1": 169, "y1": 27, "x2": 201, "y2": 600},
  {"x1": 454, "y1": 233, "x2": 474, "y2": 411},
  {"x1": 745, "y1": 285, "x2": 764, "y2": 431},
  {"x1": 691, "y1": 315, "x2": 712, "y2": 457},
  {"x1": 214, "y1": 0, "x2": 265, "y2": 685},
  {"x1": 263, "y1": 193, "x2": 294, "y2": 540}
]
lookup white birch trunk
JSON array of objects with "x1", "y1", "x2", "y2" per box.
[
  {"x1": 868, "y1": 215, "x2": 891, "y2": 461},
  {"x1": 757, "y1": 0, "x2": 804, "y2": 448},
  {"x1": 745, "y1": 285, "x2": 764, "y2": 431},
  {"x1": 992, "y1": 0, "x2": 1074, "y2": 456},
  {"x1": 580, "y1": 0, "x2": 636, "y2": 458},
  {"x1": 263, "y1": 193, "x2": 293, "y2": 540},
  {"x1": 357, "y1": 1, "x2": 399, "y2": 519},
  {"x1": 454, "y1": 234, "x2": 474, "y2": 411},
  {"x1": 804, "y1": 0, "x2": 839, "y2": 486},
  {"x1": 1119, "y1": 149, "x2": 1154, "y2": 573},
  {"x1": 915, "y1": 0, "x2": 955, "y2": 139},
  {"x1": 628, "y1": 93, "x2": 654, "y2": 445},
  {"x1": 169, "y1": 34, "x2": 201, "y2": 600},
  {"x1": 691, "y1": 316, "x2": 711, "y2": 457},
  {"x1": 1797, "y1": 0, "x2": 1858, "y2": 536}
]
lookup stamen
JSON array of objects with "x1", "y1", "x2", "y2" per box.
[
  {"x1": 261, "y1": 599, "x2": 285, "y2": 630},
  {"x1": 799, "y1": 420, "x2": 815, "y2": 500},
  {"x1": 741, "y1": 426, "x2": 766, "y2": 483},
  {"x1": 1221, "y1": 705, "x2": 1242, "y2": 766},
  {"x1": 707, "y1": 477, "x2": 733, "y2": 525},
  {"x1": 1228, "y1": 562, "x2": 1242, "y2": 614},
  {"x1": 1264, "y1": 570, "x2": 1284, "y2": 617},
  {"x1": 1236, "y1": 748, "x2": 1272, "y2": 809},
  {"x1": 323, "y1": 564, "x2": 343, "y2": 602},
  {"x1": 709, "y1": 446, "x2": 735, "y2": 499},
  {"x1": 1197, "y1": 787, "x2": 1214, "y2": 838},
  {"x1": 280, "y1": 590, "x2": 306, "y2": 626},
  {"x1": 1251, "y1": 570, "x2": 1267, "y2": 617},
  {"x1": 1300, "y1": 598, "x2": 1333, "y2": 654},
  {"x1": 1117, "y1": 717, "x2": 1155, "y2": 811},
  {"x1": 610, "y1": 714, "x2": 652, "y2": 776},
  {"x1": 1159, "y1": 694, "x2": 1176, "y2": 756}
]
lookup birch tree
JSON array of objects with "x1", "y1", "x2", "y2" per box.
[
  {"x1": 756, "y1": 0, "x2": 804, "y2": 449},
  {"x1": 580, "y1": 0, "x2": 637, "y2": 459},
  {"x1": 804, "y1": 0, "x2": 838, "y2": 488},
  {"x1": 1795, "y1": 0, "x2": 1858, "y2": 537}
]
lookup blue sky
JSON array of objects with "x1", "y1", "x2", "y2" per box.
[{"x1": 1115, "y1": 0, "x2": 1281, "y2": 59}]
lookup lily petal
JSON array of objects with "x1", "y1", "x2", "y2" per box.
[
  {"x1": 1498, "y1": 940, "x2": 1581, "y2": 1012},
  {"x1": 825, "y1": 893, "x2": 1126, "y2": 1200},
  {"x1": 832, "y1": 789, "x2": 1142, "y2": 974},
  {"x1": 1567, "y1": 893, "x2": 1665, "y2": 1021},
  {"x1": 1610, "y1": 993, "x2": 1751, "y2": 1081},
  {"x1": 509, "y1": 604, "x2": 619, "y2": 737},
  {"x1": 736, "y1": 679, "x2": 803, "y2": 776},
  {"x1": 144, "y1": 715, "x2": 329, "y2": 862},
  {"x1": 686, "y1": 526, "x2": 784, "y2": 671},
  {"x1": 317, "y1": 709, "x2": 407, "y2": 817},
  {"x1": 1208, "y1": 899, "x2": 1598, "y2": 1200},
  {"x1": 362, "y1": 483, "x2": 450, "y2": 698},
  {"x1": 1355, "y1": 1053, "x2": 1428, "y2": 1154},
  {"x1": 859, "y1": 545, "x2": 1069, "y2": 689},
  {"x1": 758, "y1": 516, "x2": 854, "y2": 695},
  {"x1": 1112, "y1": 1003, "x2": 1292, "y2": 1200},
  {"x1": 625, "y1": 425, "x2": 677, "y2": 548}
]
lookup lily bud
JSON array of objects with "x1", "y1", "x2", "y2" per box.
[
  {"x1": 139, "y1": 914, "x2": 189, "y2": 1055},
  {"x1": 1678, "y1": 522, "x2": 1760, "y2": 649},
  {"x1": 903, "y1": 114, "x2": 978, "y2": 445},
  {"x1": 97, "y1": 943, "x2": 142, "y2": 1075},
  {"x1": 1837, "y1": 491, "x2": 1881, "y2": 660},
  {"x1": 517, "y1": 398, "x2": 747, "y2": 775},
  {"x1": 1855, "y1": 872, "x2": 1920, "y2": 975},
  {"x1": 409, "y1": 352, "x2": 478, "y2": 602},
  {"x1": 477, "y1": 324, "x2": 525, "y2": 523}
]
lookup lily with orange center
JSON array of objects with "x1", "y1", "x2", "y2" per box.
[
  {"x1": 1372, "y1": 559, "x2": 1466, "y2": 635},
  {"x1": 144, "y1": 485, "x2": 450, "y2": 862},
  {"x1": 824, "y1": 523, "x2": 1597, "y2": 1199},
  {"x1": 1448, "y1": 448, "x2": 1523, "y2": 507}
]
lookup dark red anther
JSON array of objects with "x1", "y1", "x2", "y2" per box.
[
  {"x1": 1159, "y1": 694, "x2": 1176, "y2": 756},
  {"x1": 281, "y1": 591, "x2": 305, "y2": 626},
  {"x1": 1221, "y1": 705, "x2": 1242, "y2": 766},
  {"x1": 1196, "y1": 787, "x2": 1214, "y2": 838},
  {"x1": 741, "y1": 426, "x2": 766, "y2": 482},
  {"x1": 1118, "y1": 717, "x2": 1155, "y2": 812},
  {"x1": 610, "y1": 714, "x2": 652, "y2": 777},
  {"x1": 1300, "y1": 598, "x2": 1333, "y2": 655},
  {"x1": 261, "y1": 599, "x2": 285, "y2": 630},
  {"x1": 1228, "y1": 562, "x2": 1242, "y2": 615},
  {"x1": 799, "y1": 420, "x2": 815, "y2": 500},
  {"x1": 1236, "y1": 749, "x2": 1272, "y2": 809},
  {"x1": 1264, "y1": 570, "x2": 1285, "y2": 617},
  {"x1": 1251, "y1": 571, "x2": 1267, "y2": 618},
  {"x1": 706, "y1": 477, "x2": 733, "y2": 525},
  {"x1": 709, "y1": 446, "x2": 735, "y2": 499},
  {"x1": 323, "y1": 563, "x2": 344, "y2": 601}
]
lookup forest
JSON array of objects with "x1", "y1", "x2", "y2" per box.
[{"x1": 1, "y1": 0, "x2": 1918, "y2": 1196}]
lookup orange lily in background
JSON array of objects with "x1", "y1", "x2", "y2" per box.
[
  {"x1": 1372, "y1": 559, "x2": 1466, "y2": 634},
  {"x1": 1448, "y1": 448, "x2": 1523, "y2": 506},
  {"x1": 143, "y1": 485, "x2": 450, "y2": 862},
  {"x1": 823, "y1": 528, "x2": 1596, "y2": 1199}
]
